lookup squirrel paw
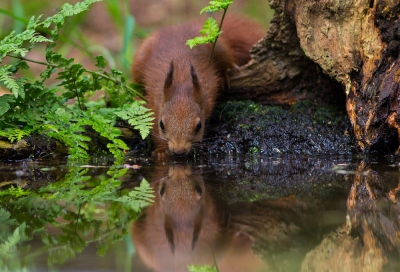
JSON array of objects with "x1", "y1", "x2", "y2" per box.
[{"x1": 152, "y1": 149, "x2": 170, "y2": 160}]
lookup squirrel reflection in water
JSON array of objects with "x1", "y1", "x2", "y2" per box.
[{"x1": 132, "y1": 164, "x2": 262, "y2": 272}]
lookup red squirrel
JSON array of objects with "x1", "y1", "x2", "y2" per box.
[
  {"x1": 132, "y1": 15, "x2": 264, "y2": 158},
  {"x1": 132, "y1": 164, "x2": 263, "y2": 272}
]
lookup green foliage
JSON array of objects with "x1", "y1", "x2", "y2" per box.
[
  {"x1": 0, "y1": 209, "x2": 28, "y2": 272},
  {"x1": 0, "y1": 230, "x2": 28, "y2": 271},
  {"x1": 186, "y1": 18, "x2": 221, "y2": 49},
  {"x1": 186, "y1": 0, "x2": 232, "y2": 51},
  {"x1": 188, "y1": 265, "x2": 218, "y2": 272},
  {"x1": 0, "y1": 165, "x2": 154, "y2": 269},
  {"x1": 113, "y1": 177, "x2": 154, "y2": 212},
  {"x1": 200, "y1": 0, "x2": 233, "y2": 14},
  {"x1": 114, "y1": 101, "x2": 154, "y2": 139},
  {"x1": 0, "y1": 208, "x2": 16, "y2": 225},
  {"x1": 0, "y1": 128, "x2": 31, "y2": 142},
  {"x1": 0, "y1": 0, "x2": 153, "y2": 162},
  {"x1": 0, "y1": 94, "x2": 14, "y2": 116},
  {"x1": 0, "y1": 223, "x2": 27, "y2": 259}
]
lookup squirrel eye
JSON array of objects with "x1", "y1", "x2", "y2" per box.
[
  {"x1": 195, "y1": 186, "x2": 202, "y2": 196},
  {"x1": 160, "y1": 186, "x2": 165, "y2": 196},
  {"x1": 195, "y1": 121, "x2": 202, "y2": 133},
  {"x1": 160, "y1": 120, "x2": 165, "y2": 131}
]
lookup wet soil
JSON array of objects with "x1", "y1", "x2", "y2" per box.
[
  {"x1": 124, "y1": 99, "x2": 358, "y2": 158},
  {"x1": 202, "y1": 100, "x2": 357, "y2": 156},
  {"x1": 0, "y1": 100, "x2": 358, "y2": 161}
]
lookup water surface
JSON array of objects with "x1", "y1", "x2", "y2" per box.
[{"x1": 1, "y1": 155, "x2": 399, "y2": 271}]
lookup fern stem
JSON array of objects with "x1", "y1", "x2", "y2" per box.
[
  {"x1": 72, "y1": 78, "x2": 84, "y2": 110},
  {"x1": 7, "y1": 54, "x2": 57, "y2": 67},
  {"x1": 7, "y1": 54, "x2": 145, "y2": 100},
  {"x1": 91, "y1": 71, "x2": 145, "y2": 99},
  {"x1": 209, "y1": 7, "x2": 229, "y2": 63}
]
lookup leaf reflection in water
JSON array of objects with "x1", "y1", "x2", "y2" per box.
[{"x1": 0, "y1": 164, "x2": 153, "y2": 271}]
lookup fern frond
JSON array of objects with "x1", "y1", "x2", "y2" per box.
[
  {"x1": 41, "y1": 0, "x2": 101, "y2": 28},
  {"x1": 79, "y1": 111, "x2": 128, "y2": 162},
  {"x1": 0, "y1": 94, "x2": 15, "y2": 116},
  {"x1": 0, "y1": 208, "x2": 16, "y2": 226},
  {"x1": 0, "y1": 65, "x2": 25, "y2": 98},
  {"x1": 114, "y1": 101, "x2": 154, "y2": 139},
  {"x1": 186, "y1": 17, "x2": 222, "y2": 49},
  {"x1": 0, "y1": 30, "x2": 51, "y2": 60},
  {"x1": 42, "y1": 110, "x2": 91, "y2": 161},
  {"x1": 200, "y1": 0, "x2": 233, "y2": 14},
  {"x1": 0, "y1": 224, "x2": 23, "y2": 258},
  {"x1": 113, "y1": 178, "x2": 154, "y2": 212},
  {"x1": 0, "y1": 128, "x2": 32, "y2": 142}
]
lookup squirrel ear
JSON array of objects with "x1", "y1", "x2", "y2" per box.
[
  {"x1": 190, "y1": 63, "x2": 202, "y2": 104},
  {"x1": 164, "y1": 61, "x2": 174, "y2": 102},
  {"x1": 164, "y1": 215, "x2": 175, "y2": 254},
  {"x1": 192, "y1": 207, "x2": 203, "y2": 251},
  {"x1": 190, "y1": 63, "x2": 200, "y2": 89}
]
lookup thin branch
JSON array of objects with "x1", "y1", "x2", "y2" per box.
[
  {"x1": 6, "y1": 54, "x2": 145, "y2": 100},
  {"x1": 7, "y1": 54, "x2": 57, "y2": 67},
  {"x1": 91, "y1": 71, "x2": 145, "y2": 99},
  {"x1": 209, "y1": 7, "x2": 229, "y2": 62}
]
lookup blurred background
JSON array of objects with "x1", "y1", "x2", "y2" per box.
[{"x1": 0, "y1": 0, "x2": 273, "y2": 92}]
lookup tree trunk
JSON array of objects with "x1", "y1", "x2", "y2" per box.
[{"x1": 229, "y1": 0, "x2": 400, "y2": 154}]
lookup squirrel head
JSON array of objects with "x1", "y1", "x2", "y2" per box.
[
  {"x1": 132, "y1": 164, "x2": 219, "y2": 271},
  {"x1": 159, "y1": 61, "x2": 205, "y2": 155}
]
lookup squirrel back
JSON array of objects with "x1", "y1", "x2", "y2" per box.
[
  {"x1": 132, "y1": 15, "x2": 264, "y2": 157},
  {"x1": 220, "y1": 14, "x2": 265, "y2": 65}
]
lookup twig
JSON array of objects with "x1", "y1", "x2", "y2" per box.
[
  {"x1": 6, "y1": 54, "x2": 145, "y2": 100},
  {"x1": 209, "y1": 7, "x2": 229, "y2": 62}
]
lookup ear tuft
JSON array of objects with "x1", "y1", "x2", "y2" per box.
[
  {"x1": 164, "y1": 61, "x2": 174, "y2": 102},
  {"x1": 190, "y1": 63, "x2": 200, "y2": 89},
  {"x1": 190, "y1": 63, "x2": 202, "y2": 105}
]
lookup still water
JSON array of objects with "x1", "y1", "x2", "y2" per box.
[{"x1": 1, "y1": 155, "x2": 399, "y2": 272}]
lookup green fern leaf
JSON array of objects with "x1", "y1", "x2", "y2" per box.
[
  {"x1": 0, "y1": 65, "x2": 25, "y2": 98},
  {"x1": 114, "y1": 101, "x2": 154, "y2": 139},
  {"x1": 0, "y1": 208, "x2": 16, "y2": 226},
  {"x1": 200, "y1": 0, "x2": 233, "y2": 14},
  {"x1": 0, "y1": 94, "x2": 15, "y2": 116},
  {"x1": 41, "y1": 0, "x2": 101, "y2": 28},
  {"x1": 113, "y1": 178, "x2": 154, "y2": 212},
  {"x1": 186, "y1": 17, "x2": 222, "y2": 48},
  {"x1": 0, "y1": 225, "x2": 22, "y2": 258},
  {"x1": 0, "y1": 128, "x2": 32, "y2": 142}
]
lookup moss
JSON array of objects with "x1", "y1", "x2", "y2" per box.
[{"x1": 203, "y1": 100, "x2": 357, "y2": 156}]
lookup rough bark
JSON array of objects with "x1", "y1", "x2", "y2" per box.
[
  {"x1": 230, "y1": 0, "x2": 400, "y2": 153},
  {"x1": 227, "y1": 0, "x2": 345, "y2": 106}
]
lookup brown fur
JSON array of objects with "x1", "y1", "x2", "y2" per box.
[
  {"x1": 132, "y1": 15, "x2": 265, "y2": 157},
  {"x1": 132, "y1": 164, "x2": 219, "y2": 272},
  {"x1": 131, "y1": 164, "x2": 264, "y2": 272}
]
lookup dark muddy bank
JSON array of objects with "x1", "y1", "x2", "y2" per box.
[
  {"x1": 124, "y1": 99, "x2": 358, "y2": 159},
  {"x1": 0, "y1": 100, "x2": 358, "y2": 161},
  {"x1": 200, "y1": 100, "x2": 357, "y2": 157}
]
